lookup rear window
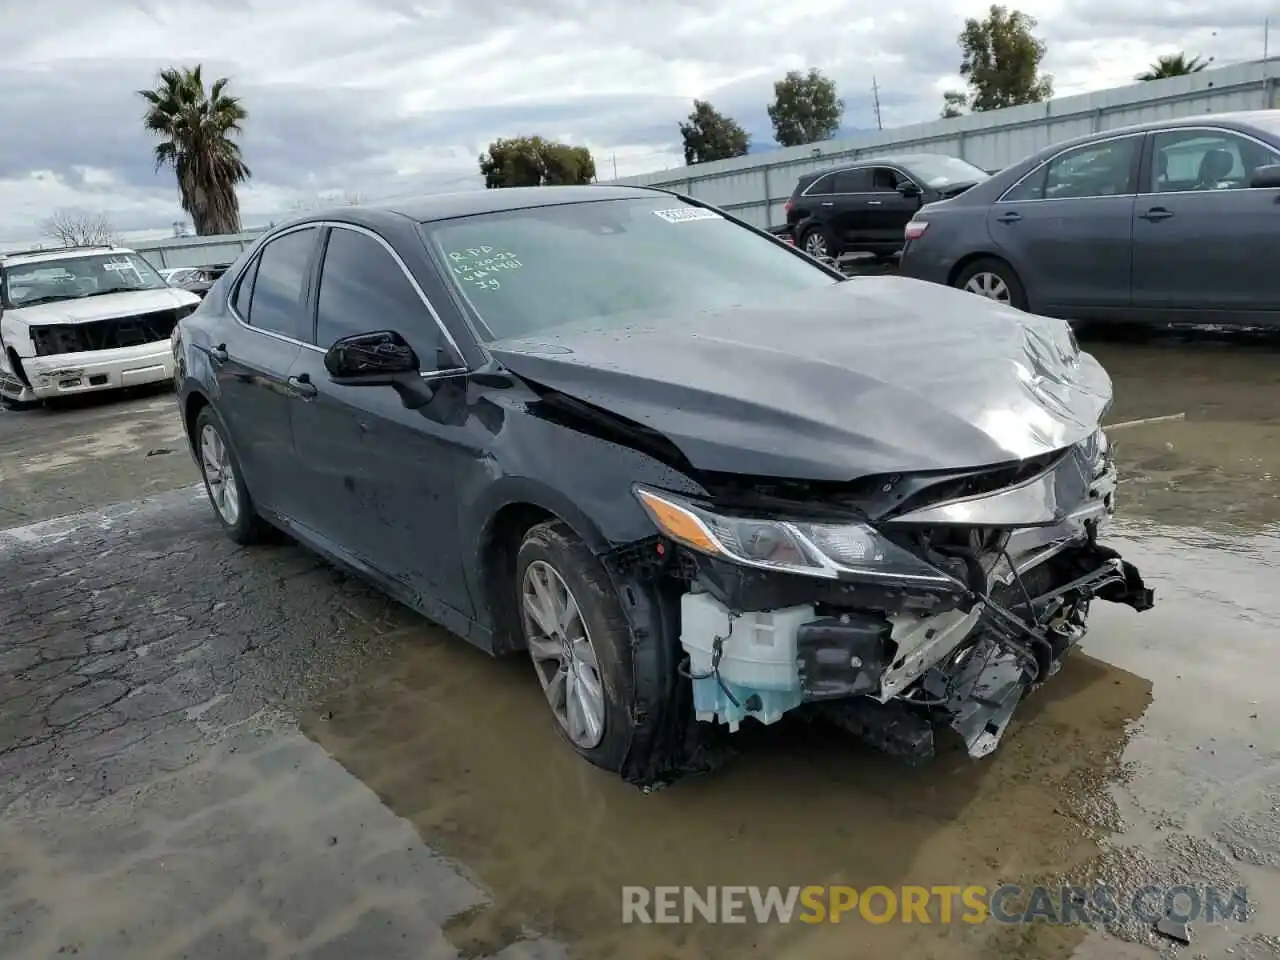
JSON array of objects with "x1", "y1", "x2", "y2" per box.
[{"x1": 419, "y1": 198, "x2": 837, "y2": 343}]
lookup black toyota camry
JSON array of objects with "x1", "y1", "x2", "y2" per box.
[{"x1": 171, "y1": 185, "x2": 1154, "y2": 785}]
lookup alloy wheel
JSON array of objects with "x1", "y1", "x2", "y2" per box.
[
  {"x1": 521, "y1": 559, "x2": 606, "y2": 749},
  {"x1": 199, "y1": 423, "x2": 241, "y2": 525},
  {"x1": 963, "y1": 271, "x2": 1011, "y2": 303},
  {"x1": 804, "y1": 231, "x2": 828, "y2": 259}
]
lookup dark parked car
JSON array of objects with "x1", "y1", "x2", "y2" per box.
[
  {"x1": 898, "y1": 110, "x2": 1280, "y2": 327},
  {"x1": 172, "y1": 186, "x2": 1153, "y2": 784},
  {"x1": 163, "y1": 265, "x2": 228, "y2": 299},
  {"x1": 784, "y1": 153, "x2": 991, "y2": 261}
]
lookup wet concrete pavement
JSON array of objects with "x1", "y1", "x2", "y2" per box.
[{"x1": 1, "y1": 336, "x2": 1279, "y2": 959}]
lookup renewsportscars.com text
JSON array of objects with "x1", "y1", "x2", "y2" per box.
[{"x1": 621, "y1": 884, "x2": 1249, "y2": 926}]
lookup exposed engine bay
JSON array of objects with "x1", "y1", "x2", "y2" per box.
[{"x1": 628, "y1": 427, "x2": 1154, "y2": 766}]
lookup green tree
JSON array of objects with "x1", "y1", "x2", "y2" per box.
[
  {"x1": 138, "y1": 65, "x2": 251, "y2": 236},
  {"x1": 941, "y1": 5, "x2": 1053, "y2": 116},
  {"x1": 478, "y1": 136, "x2": 596, "y2": 188},
  {"x1": 679, "y1": 100, "x2": 750, "y2": 165},
  {"x1": 766, "y1": 68, "x2": 844, "y2": 147},
  {"x1": 1137, "y1": 53, "x2": 1210, "y2": 81},
  {"x1": 941, "y1": 91, "x2": 969, "y2": 119}
]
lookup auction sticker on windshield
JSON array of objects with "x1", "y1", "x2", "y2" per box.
[
  {"x1": 653, "y1": 208, "x2": 721, "y2": 223},
  {"x1": 445, "y1": 245, "x2": 523, "y2": 292}
]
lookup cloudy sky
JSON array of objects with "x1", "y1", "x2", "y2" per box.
[{"x1": 0, "y1": 0, "x2": 1272, "y2": 243}]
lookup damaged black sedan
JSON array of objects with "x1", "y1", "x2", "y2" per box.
[{"x1": 172, "y1": 185, "x2": 1154, "y2": 785}]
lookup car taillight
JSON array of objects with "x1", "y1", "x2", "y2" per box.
[
  {"x1": 784, "y1": 198, "x2": 793, "y2": 216},
  {"x1": 904, "y1": 220, "x2": 929, "y2": 241}
]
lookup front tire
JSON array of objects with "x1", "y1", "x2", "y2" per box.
[
  {"x1": 515, "y1": 520, "x2": 636, "y2": 771},
  {"x1": 194, "y1": 406, "x2": 271, "y2": 545},
  {"x1": 953, "y1": 257, "x2": 1029, "y2": 311}
]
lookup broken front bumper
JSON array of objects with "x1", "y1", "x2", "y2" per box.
[
  {"x1": 0, "y1": 340, "x2": 175, "y2": 401},
  {"x1": 671, "y1": 432, "x2": 1155, "y2": 762}
]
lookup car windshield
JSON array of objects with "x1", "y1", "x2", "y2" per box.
[
  {"x1": 419, "y1": 197, "x2": 839, "y2": 343},
  {"x1": 3, "y1": 252, "x2": 167, "y2": 307},
  {"x1": 903, "y1": 155, "x2": 991, "y2": 188}
]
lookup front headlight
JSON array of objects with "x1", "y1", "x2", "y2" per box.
[{"x1": 634, "y1": 487, "x2": 959, "y2": 587}]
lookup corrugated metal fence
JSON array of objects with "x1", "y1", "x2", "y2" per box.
[
  {"x1": 125, "y1": 59, "x2": 1279, "y2": 265},
  {"x1": 613, "y1": 59, "x2": 1280, "y2": 229}
]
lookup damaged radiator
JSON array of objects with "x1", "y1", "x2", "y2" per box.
[{"x1": 29, "y1": 308, "x2": 189, "y2": 356}]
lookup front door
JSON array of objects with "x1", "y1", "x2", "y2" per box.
[
  {"x1": 288, "y1": 225, "x2": 479, "y2": 618},
  {"x1": 213, "y1": 227, "x2": 320, "y2": 515},
  {"x1": 987, "y1": 133, "x2": 1142, "y2": 317},
  {"x1": 1131, "y1": 127, "x2": 1280, "y2": 323},
  {"x1": 865, "y1": 166, "x2": 920, "y2": 245}
]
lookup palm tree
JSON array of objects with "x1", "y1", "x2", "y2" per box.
[
  {"x1": 1136, "y1": 53, "x2": 1211, "y2": 81},
  {"x1": 138, "y1": 65, "x2": 251, "y2": 236}
]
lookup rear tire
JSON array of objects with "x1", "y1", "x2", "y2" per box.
[
  {"x1": 515, "y1": 520, "x2": 636, "y2": 772},
  {"x1": 194, "y1": 406, "x2": 272, "y2": 545},
  {"x1": 953, "y1": 257, "x2": 1029, "y2": 311},
  {"x1": 800, "y1": 225, "x2": 840, "y2": 262}
]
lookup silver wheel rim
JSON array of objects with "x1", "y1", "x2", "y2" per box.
[
  {"x1": 804, "y1": 232, "x2": 828, "y2": 258},
  {"x1": 199, "y1": 423, "x2": 241, "y2": 525},
  {"x1": 963, "y1": 271, "x2": 1011, "y2": 302},
  {"x1": 521, "y1": 560, "x2": 606, "y2": 750}
]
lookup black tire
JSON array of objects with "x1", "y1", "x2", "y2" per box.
[
  {"x1": 515, "y1": 519, "x2": 636, "y2": 772},
  {"x1": 0, "y1": 394, "x2": 36, "y2": 411},
  {"x1": 799, "y1": 224, "x2": 840, "y2": 262},
  {"x1": 193, "y1": 405, "x2": 272, "y2": 545},
  {"x1": 953, "y1": 257, "x2": 1029, "y2": 311}
]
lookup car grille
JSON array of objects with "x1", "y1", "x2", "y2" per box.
[{"x1": 29, "y1": 307, "x2": 192, "y2": 357}]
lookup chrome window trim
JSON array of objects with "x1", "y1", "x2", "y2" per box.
[
  {"x1": 801, "y1": 163, "x2": 925, "y2": 198},
  {"x1": 995, "y1": 131, "x2": 1145, "y2": 204},
  {"x1": 224, "y1": 220, "x2": 470, "y2": 378}
]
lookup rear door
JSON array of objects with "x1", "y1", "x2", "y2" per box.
[
  {"x1": 829, "y1": 168, "x2": 874, "y2": 246},
  {"x1": 1131, "y1": 126, "x2": 1280, "y2": 323},
  {"x1": 216, "y1": 226, "x2": 319, "y2": 515},
  {"x1": 987, "y1": 133, "x2": 1141, "y2": 316}
]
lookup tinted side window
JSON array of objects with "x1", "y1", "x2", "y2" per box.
[
  {"x1": 870, "y1": 167, "x2": 904, "y2": 192},
  {"x1": 247, "y1": 228, "x2": 317, "y2": 341},
  {"x1": 232, "y1": 256, "x2": 260, "y2": 319},
  {"x1": 832, "y1": 169, "x2": 872, "y2": 193},
  {"x1": 804, "y1": 174, "x2": 834, "y2": 195},
  {"x1": 316, "y1": 228, "x2": 446, "y2": 360},
  {"x1": 1041, "y1": 137, "x2": 1139, "y2": 200},
  {"x1": 1150, "y1": 129, "x2": 1280, "y2": 192}
]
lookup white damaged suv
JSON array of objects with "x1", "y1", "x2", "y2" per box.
[{"x1": 0, "y1": 245, "x2": 200, "y2": 408}]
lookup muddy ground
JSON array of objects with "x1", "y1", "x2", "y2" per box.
[{"x1": 1, "y1": 332, "x2": 1279, "y2": 960}]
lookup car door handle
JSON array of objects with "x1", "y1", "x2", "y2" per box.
[
  {"x1": 866, "y1": 200, "x2": 883, "y2": 206},
  {"x1": 287, "y1": 374, "x2": 318, "y2": 400},
  {"x1": 209, "y1": 343, "x2": 228, "y2": 363},
  {"x1": 1139, "y1": 207, "x2": 1174, "y2": 221},
  {"x1": 995, "y1": 212, "x2": 1022, "y2": 224},
  {"x1": 821, "y1": 201, "x2": 834, "y2": 207}
]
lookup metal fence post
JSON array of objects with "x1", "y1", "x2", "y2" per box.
[{"x1": 762, "y1": 165, "x2": 772, "y2": 227}]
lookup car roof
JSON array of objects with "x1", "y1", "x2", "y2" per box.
[
  {"x1": 293, "y1": 184, "x2": 680, "y2": 229},
  {"x1": 0, "y1": 245, "x2": 135, "y2": 266},
  {"x1": 797, "y1": 153, "x2": 963, "y2": 181},
  {"x1": 1026, "y1": 109, "x2": 1280, "y2": 159}
]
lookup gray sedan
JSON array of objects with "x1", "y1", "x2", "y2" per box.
[{"x1": 897, "y1": 109, "x2": 1280, "y2": 328}]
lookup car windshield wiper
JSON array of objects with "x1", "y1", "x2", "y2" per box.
[
  {"x1": 77, "y1": 286, "x2": 155, "y2": 298},
  {"x1": 12, "y1": 295, "x2": 78, "y2": 307}
]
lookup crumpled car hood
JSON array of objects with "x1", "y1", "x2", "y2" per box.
[
  {"x1": 490, "y1": 276, "x2": 1113, "y2": 482},
  {"x1": 5, "y1": 287, "x2": 198, "y2": 326}
]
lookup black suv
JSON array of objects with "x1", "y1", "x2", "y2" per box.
[{"x1": 784, "y1": 153, "x2": 991, "y2": 261}]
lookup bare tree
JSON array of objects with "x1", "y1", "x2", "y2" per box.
[{"x1": 38, "y1": 209, "x2": 121, "y2": 247}]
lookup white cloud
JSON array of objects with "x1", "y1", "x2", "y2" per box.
[{"x1": 0, "y1": 0, "x2": 1273, "y2": 242}]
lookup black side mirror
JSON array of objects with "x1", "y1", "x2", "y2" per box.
[
  {"x1": 325, "y1": 330, "x2": 420, "y2": 385},
  {"x1": 897, "y1": 181, "x2": 922, "y2": 198},
  {"x1": 1248, "y1": 164, "x2": 1280, "y2": 189}
]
